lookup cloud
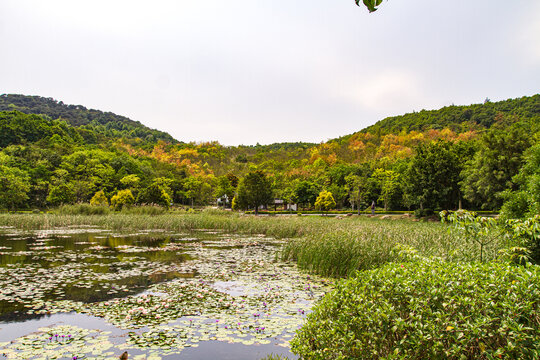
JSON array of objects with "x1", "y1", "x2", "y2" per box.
[
  {"x1": 516, "y1": 3, "x2": 540, "y2": 65},
  {"x1": 335, "y1": 69, "x2": 423, "y2": 113}
]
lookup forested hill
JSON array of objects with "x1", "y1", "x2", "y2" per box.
[
  {"x1": 0, "y1": 93, "x2": 538, "y2": 217},
  {"x1": 335, "y1": 94, "x2": 540, "y2": 142},
  {"x1": 0, "y1": 94, "x2": 176, "y2": 143}
]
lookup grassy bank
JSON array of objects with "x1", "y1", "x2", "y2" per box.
[{"x1": 0, "y1": 212, "x2": 503, "y2": 278}]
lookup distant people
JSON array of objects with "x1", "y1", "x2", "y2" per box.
[{"x1": 371, "y1": 201, "x2": 375, "y2": 215}]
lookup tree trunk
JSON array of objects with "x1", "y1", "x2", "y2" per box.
[{"x1": 254, "y1": 205, "x2": 259, "y2": 216}]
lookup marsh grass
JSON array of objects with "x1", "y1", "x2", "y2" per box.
[
  {"x1": 0, "y1": 213, "x2": 504, "y2": 277},
  {"x1": 281, "y1": 219, "x2": 502, "y2": 277}
]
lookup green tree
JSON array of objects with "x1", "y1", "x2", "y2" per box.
[
  {"x1": 314, "y1": 190, "x2": 336, "y2": 214},
  {"x1": 373, "y1": 168, "x2": 402, "y2": 211},
  {"x1": 47, "y1": 183, "x2": 75, "y2": 206},
  {"x1": 405, "y1": 141, "x2": 464, "y2": 211},
  {"x1": 294, "y1": 180, "x2": 320, "y2": 210},
  {"x1": 462, "y1": 127, "x2": 531, "y2": 210},
  {"x1": 501, "y1": 141, "x2": 540, "y2": 218},
  {"x1": 345, "y1": 174, "x2": 368, "y2": 214},
  {"x1": 0, "y1": 161, "x2": 31, "y2": 210},
  {"x1": 236, "y1": 170, "x2": 273, "y2": 215},
  {"x1": 138, "y1": 178, "x2": 173, "y2": 208},
  {"x1": 214, "y1": 174, "x2": 237, "y2": 207}
]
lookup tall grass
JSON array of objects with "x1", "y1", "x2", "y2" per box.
[
  {"x1": 281, "y1": 219, "x2": 501, "y2": 277},
  {"x1": 0, "y1": 213, "x2": 503, "y2": 277}
]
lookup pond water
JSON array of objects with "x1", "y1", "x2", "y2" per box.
[{"x1": 0, "y1": 227, "x2": 332, "y2": 360}]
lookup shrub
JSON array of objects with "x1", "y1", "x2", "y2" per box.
[
  {"x1": 110, "y1": 189, "x2": 135, "y2": 210},
  {"x1": 90, "y1": 190, "x2": 109, "y2": 207},
  {"x1": 292, "y1": 260, "x2": 540, "y2": 359},
  {"x1": 503, "y1": 215, "x2": 540, "y2": 264}
]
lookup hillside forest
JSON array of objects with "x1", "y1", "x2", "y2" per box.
[{"x1": 0, "y1": 94, "x2": 539, "y2": 218}]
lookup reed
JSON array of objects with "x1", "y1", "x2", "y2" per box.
[{"x1": 0, "y1": 213, "x2": 503, "y2": 277}]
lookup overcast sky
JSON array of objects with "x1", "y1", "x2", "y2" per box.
[{"x1": 1, "y1": 1, "x2": 539, "y2": 145}]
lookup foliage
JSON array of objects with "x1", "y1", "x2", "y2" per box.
[
  {"x1": 356, "y1": 0, "x2": 383, "y2": 13},
  {"x1": 462, "y1": 126, "x2": 531, "y2": 210},
  {"x1": 358, "y1": 94, "x2": 540, "y2": 136},
  {"x1": 0, "y1": 159, "x2": 31, "y2": 210},
  {"x1": 314, "y1": 190, "x2": 336, "y2": 214},
  {"x1": 441, "y1": 210, "x2": 499, "y2": 262},
  {"x1": 405, "y1": 140, "x2": 467, "y2": 210},
  {"x1": 0, "y1": 94, "x2": 538, "y2": 213},
  {"x1": 90, "y1": 190, "x2": 109, "y2": 207},
  {"x1": 502, "y1": 215, "x2": 540, "y2": 264},
  {"x1": 501, "y1": 141, "x2": 540, "y2": 217},
  {"x1": 0, "y1": 94, "x2": 175, "y2": 143},
  {"x1": 293, "y1": 181, "x2": 320, "y2": 210},
  {"x1": 137, "y1": 178, "x2": 173, "y2": 208},
  {"x1": 46, "y1": 183, "x2": 75, "y2": 206},
  {"x1": 111, "y1": 189, "x2": 135, "y2": 210},
  {"x1": 291, "y1": 259, "x2": 540, "y2": 360},
  {"x1": 235, "y1": 170, "x2": 273, "y2": 215}
]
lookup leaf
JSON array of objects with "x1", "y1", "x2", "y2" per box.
[{"x1": 355, "y1": 0, "x2": 383, "y2": 12}]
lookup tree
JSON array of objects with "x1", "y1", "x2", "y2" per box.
[
  {"x1": 314, "y1": 190, "x2": 336, "y2": 215},
  {"x1": 345, "y1": 174, "x2": 367, "y2": 214},
  {"x1": 501, "y1": 141, "x2": 540, "y2": 218},
  {"x1": 0, "y1": 162, "x2": 30, "y2": 210},
  {"x1": 137, "y1": 178, "x2": 173, "y2": 208},
  {"x1": 294, "y1": 180, "x2": 320, "y2": 210},
  {"x1": 236, "y1": 170, "x2": 273, "y2": 215},
  {"x1": 405, "y1": 141, "x2": 464, "y2": 211},
  {"x1": 90, "y1": 190, "x2": 109, "y2": 207},
  {"x1": 111, "y1": 189, "x2": 135, "y2": 210},
  {"x1": 373, "y1": 168, "x2": 402, "y2": 211},
  {"x1": 462, "y1": 126, "x2": 531, "y2": 210},
  {"x1": 47, "y1": 183, "x2": 75, "y2": 206},
  {"x1": 214, "y1": 174, "x2": 237, "y2": 207}
]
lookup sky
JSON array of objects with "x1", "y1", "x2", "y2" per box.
[{"x1": 1, "y1": 1, "x2": 539, "y2": 145}]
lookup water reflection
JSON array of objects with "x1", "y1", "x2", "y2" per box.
[{"x1": 0, "y1": 231, "x2": 196, "y2": 322}]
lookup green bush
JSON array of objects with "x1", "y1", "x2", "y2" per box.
[
  {"x1": 292, "y1": 260, "x2": 540, "y2": 359},
  {"x1": 503, "y1": 215, "x2": 540, "y2": 264}
]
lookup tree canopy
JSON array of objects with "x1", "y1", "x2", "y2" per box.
[{"x1": 0, "y1": 94, "x2": 538, "y2": 215}]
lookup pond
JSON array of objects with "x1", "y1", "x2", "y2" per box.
[{"x1": 0, "y1": 227, "x2": 332, "y2": 360}]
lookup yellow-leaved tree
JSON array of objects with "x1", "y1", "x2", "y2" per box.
[{"x1": 315, "y1": 190, "x2": 336, "y2": 215}]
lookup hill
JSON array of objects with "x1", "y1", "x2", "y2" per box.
[
  {"x1": 0, "y1": 93, "x2": 538, "y2": 215},
  {"x1": 333, "y1": 94, "x2": 540, "y2": 142},
  {"x1": 0, "y1": 94, "x2": 176, "y2": 144}
]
